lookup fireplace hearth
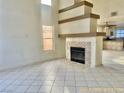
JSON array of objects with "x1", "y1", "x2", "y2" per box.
[{"x1": 70, "y1": 47, "x2": 85, "y2": 64}]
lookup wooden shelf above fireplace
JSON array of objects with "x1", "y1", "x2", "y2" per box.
[
  {"x1": 59, "y1": 1, "x2": 93, "y2": 13},
  {"x1": 58, "y1": 32, "x2": 106, "y2": 38}
]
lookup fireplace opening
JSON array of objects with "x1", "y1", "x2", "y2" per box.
[{"x1": 70, "y1": 47, "x2": 85, "y2": 64}]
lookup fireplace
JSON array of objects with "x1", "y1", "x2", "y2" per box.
[{"x1": 70, "y1": 47, "x2": 85, "y2": 64}]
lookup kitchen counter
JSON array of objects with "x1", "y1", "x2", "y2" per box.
[{"x1": 103, "y1": 40, "x2": 124, "y2": 50}]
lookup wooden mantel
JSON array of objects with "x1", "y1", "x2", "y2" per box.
[
  {"x1": 58, "y1": 32, "x2": 106, "y2": 38},
  {"x1": 59, "y1": 13, "x2": 100, "y2": 24}
]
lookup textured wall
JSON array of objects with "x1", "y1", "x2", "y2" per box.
[
  {"x1": 0, "y1": 0, "x2": 65, "y2": 71},
  {"x1": 0, "y1": 0, "x2": 42, "y2": 70}
]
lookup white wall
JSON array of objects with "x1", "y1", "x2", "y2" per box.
[
  {"x1": 0, "y1": 0, "x2": 42, "y2": 70},
  {"x1": 59, "y1": 6, "x2": 85, "y2": 20},
  {"x1": 59, "y1": 6, "x2": 91, "y2": 21},
  {"x1": 0, "y1": 0, "x2": 65, "y2": 71},
  {"x1": 0, "y1": 0, "x2": 41, "y2": 69},
  {"x1": 92, "y1": 0, "x2": 109, "y2": 22},
  {"x1": 41, "y1": 0, "x2": 65, "y2": 61},
  {"x1": 59, "y1": 0, "x2": 74, "y2": 9},
  {"x1": 60, "y1": 18, "x2": 91, "y2": 34},
  {"x1": 42, "y1": 5, "x2": 52, "y2": 25}
]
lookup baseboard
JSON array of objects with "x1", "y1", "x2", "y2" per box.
[{"x1": 0, "y1": 57, "x2": 65, "y2": 72}]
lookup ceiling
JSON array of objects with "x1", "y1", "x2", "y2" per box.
[{"x1": 91, "y1": 0, "x2": 124, "y2": 28}]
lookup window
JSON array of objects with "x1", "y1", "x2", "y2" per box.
[
  {"x1": 41, "y1": 0, "x2": 51, "y2": 6},
  {"x1": 42, "y1": 25, "x2": 53, "y2": 51},
  {"x1": 116, "y1": 29, "x2": 124, "y2": 38}
]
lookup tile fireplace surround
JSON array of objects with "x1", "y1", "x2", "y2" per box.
[
  {"x1": 67, "y1": 41, "x2": 91, "y2": 66},
  {"x1": 66, "y1": 37, "x2": 103, "y2": 67}
]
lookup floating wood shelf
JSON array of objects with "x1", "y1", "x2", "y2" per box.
[
  {"x1": 59, "y1": 13, "x2": 100, "y2": 24},
  {"x1": 58, "y1": 32, "x2": 106, "y2": 38},
  {"x1": 59, "y1": 1, "x2": 93, "y2": 13}
]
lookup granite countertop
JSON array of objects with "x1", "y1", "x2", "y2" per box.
[{"x1": 104, "y1": 39, "x2": 124, "y2": 42}]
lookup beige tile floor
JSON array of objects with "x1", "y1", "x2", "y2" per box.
[{"x1": 0, "y1": 50, "x2": 124, "y2": 93}]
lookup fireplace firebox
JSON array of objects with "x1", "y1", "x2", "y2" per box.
[{"x1": 70, "y1": 47, "x2": 85, "y2": 64}]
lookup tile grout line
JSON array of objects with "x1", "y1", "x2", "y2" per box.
[{"x1": 50, "y1": 66, "x2": 61, "y2": 93}]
